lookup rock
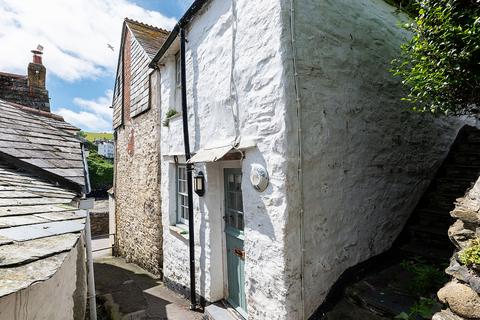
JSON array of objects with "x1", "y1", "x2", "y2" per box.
[
  {"x1": 451, "y1": 204, "x2": 480, "y2": 224},
  {"x1": 446, "y1": 258, "x2": 480, "y2": 293},
  {"x1": 438, "y1": 281, "x2": 480, "y2": 319},
  {"x1": 449, "y1": 219, "x2": 475, "y2": 250},
  {"x1": 432, "y1": 309, "x2": 466, "y2": 320}
]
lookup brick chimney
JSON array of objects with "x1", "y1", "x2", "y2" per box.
[{"x1": 28, "y1": 46, "x2": 46, "y2": 90}]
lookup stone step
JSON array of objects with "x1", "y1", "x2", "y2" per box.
[{"x1": 204, "y1": 302, "x2": 243, "y2": 320}]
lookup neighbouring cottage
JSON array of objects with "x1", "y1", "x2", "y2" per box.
[
  {"x1": 149, "y1": 1, "x2": 474, "y2": 319},
  {"x1": 111, "y1": 18, "x2": 169, "y2": 275},
  {"x1": 0, "y1": 51, "x2": 90, "y2": 319}
]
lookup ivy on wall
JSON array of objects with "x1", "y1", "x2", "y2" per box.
[{"x1": 391, "y1": 0, "x2": 480, "y2": 116}]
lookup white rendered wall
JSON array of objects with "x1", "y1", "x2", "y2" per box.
[
  {"x1": 0, "y1": 237, "x2": 87, "y2": 320},
  {"x1": 283, "y1": 0, "x2": 468, "y2": 318},
  {"x1": 159, "y1": 0, "x2": 293, "y2": 318}
]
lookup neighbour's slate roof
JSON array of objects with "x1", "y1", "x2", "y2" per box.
[
  {"x1": 0, "y1": 159, "x2": 86, "y2": 297},
  {"x1": 125, "y1": 18, "x2": 170, "y2": 58},
  {"x1": 0, "y1": 99, "x2": 86, "y2": 188}
]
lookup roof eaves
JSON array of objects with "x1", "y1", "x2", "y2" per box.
[{"x1": 149, "y1": 0, "x2": 210, "y2": 68}]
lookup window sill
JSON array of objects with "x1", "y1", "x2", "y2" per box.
[{"x1": 169, "y1": 224, "x2": 189, "y2": 240}]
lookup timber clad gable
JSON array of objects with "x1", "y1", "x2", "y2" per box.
[{"x1": 111, "y1": 19, "x2": 169, "y2": 129}]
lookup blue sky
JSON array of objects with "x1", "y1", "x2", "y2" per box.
[{"x1": 0, "y1": 0, "x2": 193, "y2": 132}]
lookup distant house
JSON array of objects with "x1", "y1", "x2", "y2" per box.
[
  {"x1": 111, "y1": 18, "x2": 169, "y2": 274},
  {"x1": 0, "y1": 50, "x2": 90, "y2": 319},
  {"x1": 97, "y1": 140, "x2": 115, "y2": 159}
]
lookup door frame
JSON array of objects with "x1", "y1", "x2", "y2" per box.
[{"x1": 218, "y1": 161, "x2": 246, "y2": 317}]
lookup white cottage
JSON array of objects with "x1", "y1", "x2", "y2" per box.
[{"x1": 147, "y1": 0, "x2": 467, "y2": 319}]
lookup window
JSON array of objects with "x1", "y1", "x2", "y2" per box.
[
  {"x1": 176, "y1": 165, "x2": 189, "y2": 224},
  {"x1": 175, "y1": 52, "x2": 181, "y2": 87}
]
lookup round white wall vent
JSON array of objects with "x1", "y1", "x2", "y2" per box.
[{"x1": 250, "y1": 164, "x2": 269, "y2": 192}]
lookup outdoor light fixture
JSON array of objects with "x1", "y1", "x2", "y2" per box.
[{"x1": 194, "y1": 171, "x2": 205, "y2": 196}]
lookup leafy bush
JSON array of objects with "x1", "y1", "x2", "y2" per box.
[
  {"x1": 396, "y1": 298, "x2": 441, "y2": 319},
  {"x1": 459, "y1": 238, "x2": 480, "y2": 266},
  {"x1": 87, "y1": 151, "x2": 113, "y2": 192},
  {"x1": 400, "y1": 258, "x2": 448, "y2": 295},
  {"x1": 392, "y1": 0, "x2": 480, "y2": 116}
]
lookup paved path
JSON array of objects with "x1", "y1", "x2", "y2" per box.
[{"x1": 93, "y1": 256, "x2": 204, "y2": 320}]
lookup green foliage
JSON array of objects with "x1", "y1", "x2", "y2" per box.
[
  {"x1": 163, "y1": 109, "x2": 179, "y2": 127},
  {"x1": 396, "y1": 298, "x2": 441, "y2": 319},
  {"x1": 392, "y1": 0, "x2": 480, "y2": 116},
  {"x1": 83, "y1": 131, "x2": 113, "y2": 142},
  {"x1": 87, "y1": 150, "x2": 113, "y2": 192},
  {"x1": 459, "y1": 238, "x2": 480, "y2": 266},
  {"x1": 400, "y1": 258, "x2": 448, "y2": 295},
  {"x1": 387, "y1": 0, "x2": 419, "y2": 16}
]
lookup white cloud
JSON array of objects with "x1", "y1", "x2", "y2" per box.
[
  {"x1": 54, "y1": 90, "x2": 113, "y2": 132},
  {"x1": 0, "y1": 0, "x2": 176, "y2": 81}
]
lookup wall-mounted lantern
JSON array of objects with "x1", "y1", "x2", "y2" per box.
[{"x1": 194, "y1": 171, "x2": 205, "y2": 196}]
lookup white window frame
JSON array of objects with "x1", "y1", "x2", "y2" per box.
[{"x1": 176, "y1": 164, "x2": 189, "y2": 225}]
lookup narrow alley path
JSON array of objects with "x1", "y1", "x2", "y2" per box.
[{"x1": 93, "y1": 254, "x2": 203, "y2": 320}]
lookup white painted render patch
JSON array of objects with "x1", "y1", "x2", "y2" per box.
[{"x1": 155, "y1": 0, "x2": 470, "y2": 319}]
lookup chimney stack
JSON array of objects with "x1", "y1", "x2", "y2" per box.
[{"x1": 28, "y1": 45, "x2": 46, "y2": 90}]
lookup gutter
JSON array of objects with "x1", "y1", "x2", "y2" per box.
[{"x1": 149, "y1": 0, "x2": 210, "y2": 68}]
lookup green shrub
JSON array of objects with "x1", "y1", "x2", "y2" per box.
[
  {"x1": 400, "y1": 258, "x2": 448, "y2": 295},
  {"x1": 392, "y1": 0, "x2": 480, "y2": 116},
  {"x1": 396, "y1": 297, "x2": 441, "y2": 319},
  {"x1": 459, "y1": 239, "x2": 480, "y2": 266},
  {"x1": 87, "y1": 151, "x2": 113, "y2": 192}
]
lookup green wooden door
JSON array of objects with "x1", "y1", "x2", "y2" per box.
[{"x1": 224, "y1": 168, "x2": 247, "y2": 317}]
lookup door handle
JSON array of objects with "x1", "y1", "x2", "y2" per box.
[{"x1": 233, "y1": 248, "x2": 245, "y2": 260}]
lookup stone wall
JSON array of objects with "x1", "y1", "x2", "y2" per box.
[
  {"x1": 114, "y1": 68, "x2": 163, "y2": 275},
  {"x1": 283, "y1": 0, "x2": 466, "y2": 317},
  {"x1": 434, "y1": 177, "x2": 480, "y2": 320}
]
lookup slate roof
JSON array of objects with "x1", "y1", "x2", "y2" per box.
[
  {"x1": 0, "y1": 159, "x2": 86, "y2": 297},
  {"x1": 0, "y1": 99, "x2": 86, "y2": 189},
  {"x1": 125, "y1": 18, "x2": 170, "y2": 58}
]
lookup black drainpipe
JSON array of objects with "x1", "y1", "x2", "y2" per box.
[{"x1": 180, "y1": 27, "x2": 197, "y2": 311}]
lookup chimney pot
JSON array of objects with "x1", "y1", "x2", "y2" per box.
[{"x1": 31, "y1": 49, "x2": 43, "y2": 65}]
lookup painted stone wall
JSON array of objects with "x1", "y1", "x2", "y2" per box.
[
  {"x1": 283, "y1": 0, "x2": 466, "y2": 317},
  {"x1": 158, "y1": 0, "x2": 294, "y2": 318},
  {"x1": 114, "y1": 69, "x2": 163, "y2": 275},
  {"x1": 0, "y1": 236, "x2": 86, "y2": 320}
]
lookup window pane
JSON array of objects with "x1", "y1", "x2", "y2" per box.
[
  {"x1": 177, "y1": 165, "x2": 188, "y2": 223},
  {"x1": 237, "y1": 193, "x2": 243, "y2": 212},
  {"x1": 235, "y1": 174, "x2": 242, "y2": 190},
  {"x1": 237, "y1": 213, "x2": 244, "y2": 230}
]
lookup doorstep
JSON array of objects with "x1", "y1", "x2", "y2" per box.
[{"x1": 204, "y1": 301, "x2": 244, "y2": 320}]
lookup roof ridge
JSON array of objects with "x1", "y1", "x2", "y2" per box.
[
  {"x1": 3, "y1": 99, "x2": 66, "y2": 122},
  {"x1": 0, "y1": 72, "x2": 26, "y2": 79},
  {"x1": 124, "y1": 18, "x2": 170, "y2": 34}
]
